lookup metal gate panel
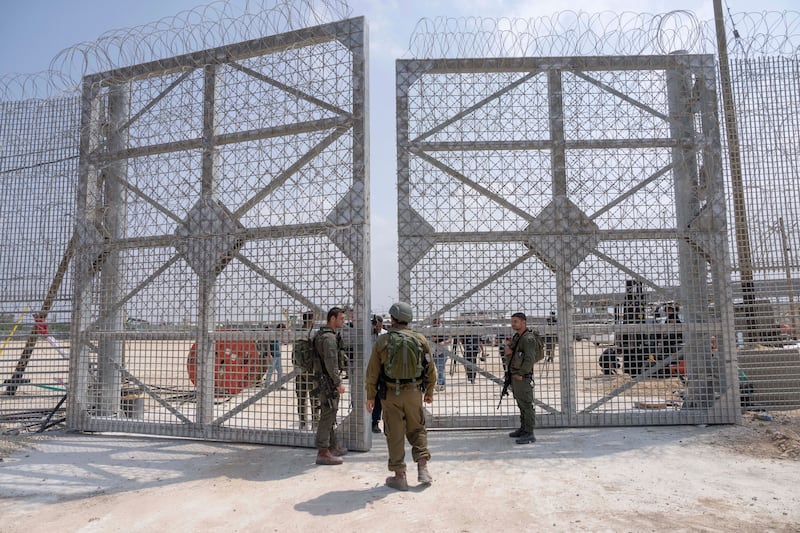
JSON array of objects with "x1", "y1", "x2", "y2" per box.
[
  {"x1": 0, "y1": 97, "x2": 78, "y2": 415},
  {"x1": 68, "y1": 17, "x2": 370, "y2": 449},
  {"x1": 397, "y1": 54, "x2": 738, "y2": 428}
]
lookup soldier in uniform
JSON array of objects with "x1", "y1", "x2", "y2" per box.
[
  {"x1": 504, "y1": 312, "x2": 538, "y2": 444},
  {"x1": 313, "y1": 307, "x2": 348, "y2": 465},
  {"x1": 365, "y1": 302, "x2": 437, "y2": 491},
  {"x1": 295, "y1": 311, "x2": 318, "y2": 430}
]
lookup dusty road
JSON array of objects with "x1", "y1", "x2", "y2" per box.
[{"x1": 0, "y1": 411, "x2": 798, "y2": 532}]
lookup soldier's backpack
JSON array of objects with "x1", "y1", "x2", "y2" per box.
[
  {"x1": 292, "y1": 336, "x2": 316, "y2": 373},
  {"x1": 529, "y1": 330, "x2": 545, "y2": 363},
  {"x1": 383, "y1": 329, "x2": 424, "y2": 385}
]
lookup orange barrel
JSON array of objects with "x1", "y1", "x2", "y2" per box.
[{"x1": 187, "y1": 337, "x2": 263, "y2": 396}]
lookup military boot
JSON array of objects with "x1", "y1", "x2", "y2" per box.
[
  {"x1": 315, "y1": 448, "x2": 343, "y2": 465},
  {"x1": 515, "y1": 431, "x2": 536, "y2": 444},
  {"x1": 508, "y1": 428, "x2": 525, "y2": 438},
  {"x1": 417, "y1": 459, "x2": 432, "y2": 484},
  {"x1": 329, "y1": 445, "x2": 348, "y2": 456},
  {"x1": 386, "y1": 470, "x2": 409, "y2": 491}
]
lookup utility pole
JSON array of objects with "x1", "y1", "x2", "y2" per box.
[{"x1": 713, "y1": 0, "x2": 756, "y2": 337}]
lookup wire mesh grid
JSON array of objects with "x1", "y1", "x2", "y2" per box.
[
  {"x1": 59, "y1": 17, "x2": 369, "y2": 447},
  {"x1": 727, "y1": 55, "x2": 800, "y2": 409},
  {"x1": 398, "y1": 55, "x2": 739, "y2": 428},
  {"x1": 402, "y1": 9, "x2": 800, "y2": 412},
  {"x1": 2, "y1": 7, "x2": 799, "y2": 441},
  {"x1": 0, "y1": 96, "x2": 79, "y2": 429}
]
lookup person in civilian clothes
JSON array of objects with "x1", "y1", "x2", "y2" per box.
[{"x1": 370, "y1": 314, "x2": 386, "y2": 433}]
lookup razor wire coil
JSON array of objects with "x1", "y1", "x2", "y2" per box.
[
  {"x1": 0, "y1": 0, "x2": 351, "y2": 101},
  {"x1": 406, "y1": 10, "x2": 800, "y2": 59}
]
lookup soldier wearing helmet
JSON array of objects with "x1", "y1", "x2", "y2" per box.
[{"x1": 365, "y1": 302, "x2": 437, "y2": 491}]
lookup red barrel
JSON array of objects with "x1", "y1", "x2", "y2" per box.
[{"x1": 187, "y1": 337, "x2": 264, "y2": 396}]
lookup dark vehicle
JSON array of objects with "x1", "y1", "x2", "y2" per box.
[{"x1": 608, "y1": 280, "x2": 683, "y2": 377}]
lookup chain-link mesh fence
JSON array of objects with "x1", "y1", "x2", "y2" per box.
[
  {"x1": 398, "y1": 10, "x2": 800, "y2": 424},
  {"x1": 1, "y1": 7, "x2": 799, "y2": 441},
  {"x1": 398, "y1": 54, "x2": 737, "y2": 427},
  {"x1": 67, "y1": 17, "x2": 368, "y2": 447},
  {"x1": 0, "y1": 96, "x2": 79, "y2": 430},
  {"x1": 2, "y1": 5, "x2": 369, "y2": 448},
  {"x1": 728, "y1": 55, "x2": 800, "y2": 408}
]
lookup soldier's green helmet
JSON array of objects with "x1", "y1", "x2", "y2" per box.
[{"x1": 389, "y1": 302, "x2": 413, "y2": 323}]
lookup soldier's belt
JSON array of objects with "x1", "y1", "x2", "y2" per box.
[{"x1": 383, "y1": 382, "x2": 420, "y2": 391}]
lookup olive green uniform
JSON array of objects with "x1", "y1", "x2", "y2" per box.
[
  {"x1": 293, "y1": 334, "x2": 319, "y2": 429},
  {"x1": 295, "y1": 370, "x2": 318, "y2": 429},
  {"x1": 366, "y1": 325, "x2": 437, "y2": 473},
  {"x1": 314, "y1": 326, "x2": 344, "y2": 450},
  {"x1": 506, "y1": 329, "x2": 537, "y2": 433}
]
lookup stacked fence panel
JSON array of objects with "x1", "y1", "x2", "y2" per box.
[
  {"x1": 726, "y1": 56, "x2": 800, "y2": 409},
  {"x1": 0, "y1": 96, "x2": 78, "y2": 428}
]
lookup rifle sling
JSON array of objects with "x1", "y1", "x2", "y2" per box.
[{"x1": 510, "y1": 330, "x2": 529, "y2": 362}]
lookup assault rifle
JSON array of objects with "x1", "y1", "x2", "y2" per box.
[
  {"x1": 312, "y1": 371, "x2": 340, "y2": 409},
  {"x1": 497, "y1": 368, "x2": 511, "y2": 409},
  {"x1": 498, "y1": 336, "x2": 515, "y2": 409}
]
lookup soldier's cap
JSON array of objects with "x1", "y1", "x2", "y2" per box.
[{"x1": 511, "y1": 312, "x2": 527, "y2": 321}]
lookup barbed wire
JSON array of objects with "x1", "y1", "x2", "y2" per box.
[
  {"x1": 2, "y1": 7, "x2": 799, "y2": 101},
  {"x1": 0, "y1": 71, "x2": 77, "y2": 102},
  {"x1": 0, "y1": 0, "x2": 351, "y2": 101},
  {"x1": 406, "y1": 10, "x2": 800, "y2": 59},
  {"x1": 727, "y1": 10, "x2": 800, "y2": 57}
]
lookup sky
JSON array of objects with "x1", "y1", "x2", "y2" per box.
[{"x1": 0, "y1": 0, "x2": 794, "y2": 316}]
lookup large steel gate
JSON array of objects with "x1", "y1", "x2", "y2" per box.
[
  {"x1": 68, "y1": 17, "x2": 371, "y2": 449},
  {"x1": 397, "y1": 54, "x2": 740, "y2": 428}
]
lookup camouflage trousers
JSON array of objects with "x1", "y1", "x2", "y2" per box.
[
  {"x1": 295, "y1": 373, "x2": 318, "y2": 427},
  {"x1": 314, "y1": 389, "x2": 339, "y2": 449},
  {"x1": 381, "y1": 385, "x2": 430, "y2": 472},
  {"x1": 511, "y1": 377, "x2": 535, "y2": 433}
]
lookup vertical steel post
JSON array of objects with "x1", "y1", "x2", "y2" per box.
[
  {"x1": 547, "y1": 69, "x2": 576, "y2": 419},
  {"x1": 666, "y1": 56, "x2": 714, "y2": 410},
  {"x1": 69, "y1": 79, "x2": 102, "y2": 427},
  {"x1": 96, "y1": 82, "x2": 129, "y2": 416},
  {"x1": 396, "y1": 62, "x2": 414, "y2": 304},
  {"x1": 696, "y1": 56, "x2": 740, "y2": 422},
  {"x1": 196, "y1": 64, "x2": 221, "y2": 428},
  {"x1": 350, "y1": 19, "x2": 370, "y2": 443}
]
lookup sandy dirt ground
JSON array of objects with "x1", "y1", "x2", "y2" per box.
[{"x1": 0, "y1": 411, "x2": 798, "y2": 532}]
